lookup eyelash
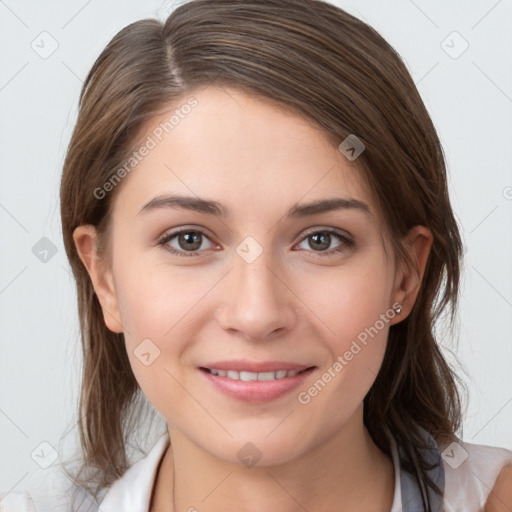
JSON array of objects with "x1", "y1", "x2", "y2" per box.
[{"x1": 157, "y1": 227, "x2": 354, "y2": 258}]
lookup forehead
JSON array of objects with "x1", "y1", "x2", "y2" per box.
[{"x1": 111, "y1": 85, "x2": 378, "y2": 224}]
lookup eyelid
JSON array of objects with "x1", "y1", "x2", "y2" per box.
[
  {"x1": 158, "y1": 225, "x2": 354, "y2": 257},
  {"x1": 299, "y1": 226, "x2": 352, "y2": 241},
  {"x1": 293, "y1": 227, "x2": 354, "y2": 255},
  {"x1": 157, "y1": 226, "x2": 219, "y2": 254}
]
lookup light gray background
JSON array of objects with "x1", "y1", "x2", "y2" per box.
[{"x1": 1, "y1": 0, "x2": 511, "y2": 496}]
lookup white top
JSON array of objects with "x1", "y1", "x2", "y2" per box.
[{"x1": 1, "y1": 431, "x2": 511, "y2": 512}]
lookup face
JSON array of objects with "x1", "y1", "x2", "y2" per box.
[{"x1": 77, "y1": 85, "x2": 426, "y2": 466}]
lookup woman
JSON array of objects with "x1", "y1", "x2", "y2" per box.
[{"x1": 3, "y1": 0, "x2": 511, "y2": 511}]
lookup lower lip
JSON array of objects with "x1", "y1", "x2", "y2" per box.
[{"x1": 199, "y1": 367, "x2": 316, "y2": 402}]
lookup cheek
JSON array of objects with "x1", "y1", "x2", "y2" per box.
[
  {"x1": 296, "y1": 258, "x2": 394, "y2": 400},
  {"x1": 302, "y1": 260, "x2": 394, "y2": 347},
  {"x1": 114, "y1": 258, "x2": 209, "y2": 340},
  {"x1": 113, "y1": 237, "x2": 394, "y2": 425},
  {"x1": 112, "y1": 259, "x2": 213, "y2": 416}
]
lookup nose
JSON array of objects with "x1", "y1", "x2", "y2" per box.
[{"x1": 215, "y1": 250, "x2": 298, "y2": 341}]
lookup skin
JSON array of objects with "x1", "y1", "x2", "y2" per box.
[
  {"x1": 74, "y1": 85, "x2": 435, "y2": 512},
  {"x1": 485, "y1": 465, "x2": 512, "y2": 512}
]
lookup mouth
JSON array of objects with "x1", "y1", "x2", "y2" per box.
[
  {"x1": 199, "y1": 367, "x2": 314, "y2": 381},
  {"x1": 198, "y1": 364, "x2": 317, "y2": 402}
]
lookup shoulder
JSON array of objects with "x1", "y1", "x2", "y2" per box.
[
  {"x1": 1, "y1": 433, "x2": 169, "y2": 512},
  {"x1": 484, "y1": 464, "x2": 512, "y2": 512},
  {"x1": 439, "y1": 438, "x2": 512, "y2": 511},
  {"x1": 0, "y1": 464, "x2": 94, "y2": 512},
  {"x1": 0, "y1": 491, "x2": 36, "y2": 512}
]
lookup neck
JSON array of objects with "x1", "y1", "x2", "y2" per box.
[{"x1": 154, "y1": 405, "x2": 394, "y2": 512}]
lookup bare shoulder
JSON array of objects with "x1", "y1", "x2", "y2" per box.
[{"x1": 484, "y1": 464, "x2": 512, "y2": 512}]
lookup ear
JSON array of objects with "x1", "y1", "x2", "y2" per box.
[
  {"x1": 73, "y1": 225, "x2": 124, "y2": 333},
  {"x1": 390, "y1": 225, "x2": 433, "y2": 324}
]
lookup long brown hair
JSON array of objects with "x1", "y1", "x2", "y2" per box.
[{"x1": 60, "y1": 0, "x2": 466, "y2": 509}]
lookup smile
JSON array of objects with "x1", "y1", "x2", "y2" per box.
[
  {"x1": 199, "y1": 365, "x2": 317, "y2": 402},
  {"x1": 203, "y1": 368, "x2": 307, "y2": 381}
]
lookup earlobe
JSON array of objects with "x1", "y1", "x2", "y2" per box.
[
  {"x1": 392, "y1": 225, "x2": 434, "y2": 320},
  {"x1": 72, "y1": 225, "x2": 124, "y2": 333}
]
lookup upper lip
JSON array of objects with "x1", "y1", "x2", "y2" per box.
[{"x1": 200, "y1": 360, "x2": 315, "y2": 373}]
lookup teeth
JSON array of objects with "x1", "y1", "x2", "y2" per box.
[
  {"x1": 207, "y1": 368, "x2": 304, "y2": 381},
  {"x1": 256, "y1": 371, "x2": 276, "y2": 381}
]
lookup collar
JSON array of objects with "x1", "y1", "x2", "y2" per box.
[
  {"x1": 98, "y1": 433, "x2": 170, "y2": 512},
  {"x1": 391, "y1": 427, "x2": 446, "y2": 512},
  {"x1": 98, "y1": 428, "x2": 444, "y2": 511}
]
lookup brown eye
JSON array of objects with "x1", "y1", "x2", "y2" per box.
[
  {"x1": 308, "y1": 232, "x2": 334, "y2": 251},
  {"x1": 296, "y1": 229, "x2": 354, "y2": 256},
  {"x1": 176, "y1": 231, "x2": 203, "y2": 251},
  {"x1": 158, "y1": 229, "x2": 216, "y2": 257}
]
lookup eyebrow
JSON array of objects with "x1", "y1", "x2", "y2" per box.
[{"x1": 139, "y1": 194, "x2": 372, "y2": 219}]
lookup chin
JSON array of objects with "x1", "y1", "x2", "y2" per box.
[{"x1": 202, "y1": 431, "x2": 315, "y2": 468}]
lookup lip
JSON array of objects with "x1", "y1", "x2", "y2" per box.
[
  {"x1": 200, "y1": 360, "x2": 312, "y2": 373},
  {"x1": 198, "y1": 362, "x2": 316, "y2": 402}
]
